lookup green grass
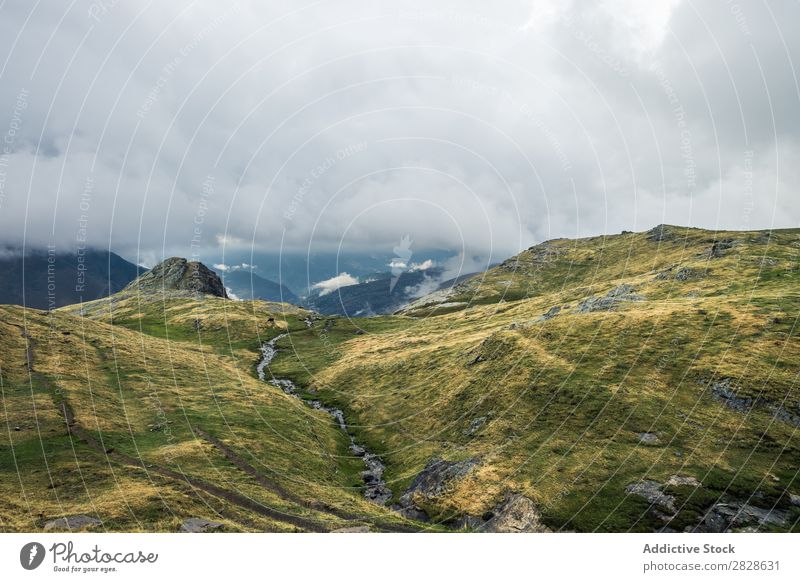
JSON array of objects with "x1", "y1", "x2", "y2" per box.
[{"x1": 2, "y1": 225, "x2": 798, "y2": 532}]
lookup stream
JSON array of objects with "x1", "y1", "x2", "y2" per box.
[{"x1": 257, "y1": 333, "x2": 392, "y2": 505}]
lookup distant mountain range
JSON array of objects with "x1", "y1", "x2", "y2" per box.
[
  {"x1": 0, "y1": 247, "x2": 480, "y2": 316},
  {"x1": 218, "y1": 269, "x2": 299, "y2": 304},
  {"x1": 0, "y1": 248, "x2": 143, "y2": 309},
  {"x1": 305, "y1": 267, "x2": 481, "y2": 316}
]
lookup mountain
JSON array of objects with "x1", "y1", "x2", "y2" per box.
[
  {"x1": 306, "y1": 267, "x2": 484, "y2": 316},
  {"x1": 206, "y1": 249, "x2": 464, "y2": 298},
  {"x1": 1, "y1": 225, "x2": 799, "y2": 533},
  {"x1": 218, "y1": 269, "x2": 299, "y2": 304},
  {"x1": 0, "y1": 248, "x2": 142, "y2": 309},
  {"x1": 125, "y1": 257, "x2": 227, "y2": 298},
  {"x1": 306, "y1": 268, "x2": 436, "y2": 316}
]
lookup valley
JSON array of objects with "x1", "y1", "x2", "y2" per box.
[{"x1": 1, "y1": 225, "x2": 798, "y2": 532}]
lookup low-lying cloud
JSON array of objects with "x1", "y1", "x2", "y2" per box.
[{"x1": 312, "y1": 272, "x2": 359, "y2": 296}]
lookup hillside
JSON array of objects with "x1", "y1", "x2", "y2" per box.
[
  {"x1": 1, "y1": 225, "x2": 798, "y2": 533},
  {"x1": 263, "y1": 225, "x2": 800, "y2": 532}
]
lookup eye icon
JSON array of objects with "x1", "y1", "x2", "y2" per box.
[{"x1": 20, "y1": 542, "x2": 46, "y2": 570}]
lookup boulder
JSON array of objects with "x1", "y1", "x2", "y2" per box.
[
  {"x1": 401, "y1": 458, "x2": 479, "y2": 502},
  {"x1": 647, "y1": 224, "x2": 679, "y2": 242},
  {"x1": 576, "y1": 285, "x2": 645, "y2": 314},
  {"x1": 625, "y1": 480, "x2": 676, "y2": 514},
  {"x1": 396, "y1": 458, "x2": 479, "y2": 518},
  {"x1": 480, "y1": 493, "x2": 550, "y2": 533},
  {"x1": 44, "y1": 515, "x2": 102, "y2": 531},
  {"x1": 637, "y1": 432, "x2": 660, "y2": 445},
  {"x1": 536, "y1": 306, "x2": 561, "y2": 322},
  {"x1": 180, "y1": 518, "x2": 224, "y2": 533},
  {"x1": 464, "y1": 416, "x2": 488, "y2": 436},
  {"x1": 702, "y1": 503, "x2": 789, "y2": 533},
  {"x1": 665, "y1": 475, "x2": 701, "y2": 488}
]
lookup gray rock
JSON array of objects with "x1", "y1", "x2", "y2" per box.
[
  {"x1": 397, "y1": 458, "x2": 479, "y2": 513},
  {"x1": 391, "y1": 505, "x2": 429, "y2": 522},
  {"x1": 480, "y1": 493, "x2": 550, "y2": 533},
  {"x1": 703, "y1": 503, "x2": 789, "y2": 533},
  {"x1": 180, "y1": 518, "x2": 224, "y2": 533},
  {"x1": 576, "y1": 285, "x2": 645, "y2": 313},
  {"x1": 789, "y1": 493, "x2": 800, "y2": 507},
  {"x1": 708, "y1": 379, "x2": 800, "y2": 427},
  {"x1": 625, "y1": 480, "x2": 676, "y2": 514},
  {"x1": 637, "y1": 432, "x2": 660, "y2": 445},
  {"x1": 464, "y1": 416, "x2": 488, "y2": 436},
  {"x1": 536, "y1": 306, "x2": 561, "y2": 322},
  {"x1": 647, "y1": 224, "x2": 679, "y2": 242},
  {"x1": 708, "y1": 239, "x2": 738, "y2": 258},
  {"x1": 657, "y1": 266, "x2": 707, "y2": 282},
  {"x1": 710, "y1": 379, "x2": 756, "y2": 414},
  {"x1": 125, "y1": 257, "x2": 228, "y2": 298},
  {"x1": 44, "y1": 515, "x2": 102, "y2": 531},
  {"x1": 665, "y1": 475, "x2": 701, "y2": 488}
]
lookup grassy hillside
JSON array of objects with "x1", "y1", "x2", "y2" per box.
[
  {"x1": 0, "y1": 296, "x2": 418, "y2": 532},
  {"x1": 266, "y1": 226, "x2": 800, "y2": 531},
  {"x1": 1, "y1": 225, "x2": 798, "y2": 532}
]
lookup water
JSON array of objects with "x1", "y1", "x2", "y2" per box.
[{"x1": 257, "y1": 332, "x2": 392, "y2": 505}]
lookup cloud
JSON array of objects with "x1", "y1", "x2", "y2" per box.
[
  {"x1": 0, "y1": 0, "x2": 797, "y2": 265},
  {"x1": 312, "y1": 272, "x2": 359, "y2": 296},
  {"x1": 409, "y1": 259, "x2": 435, "y2": 272},
  {"x1": 213, "y1": 262, "x2": 255, "y2": 272},
  {"x1": 404, "y1": 275, "x2": 441, "y2": 299}
]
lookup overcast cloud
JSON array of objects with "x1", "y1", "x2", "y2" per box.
[{"x1": 0, "y1": 0, "x2": 797, "y2": 266}]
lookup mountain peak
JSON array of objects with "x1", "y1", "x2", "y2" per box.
[{"x1": 125, "y1": 257, "x2": 228, "y2": 298}]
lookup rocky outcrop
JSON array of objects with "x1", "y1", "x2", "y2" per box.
[
  {"x1": 637, "y1": 432, "x2": 660, "y2": 445},
  {"x1": 576, "y1": 284, "x2": 645, "y2": 313},
  {"x1": 647, "y1": 224, "x2": 680, "y2": 242},
  {"x1": 124, "y1": 257, "x2": 228, "y2": 298},
  {"x1": 536, "y1": 305, "x2": 561, "y2": 322},
  {"x1": 464, "y1": 416, "x2": 488, "y2": 436},
  {"x1": 625, "y1": 480, "x2": 676, "y2": 514},
  {"x1": 665, "y1": 475, "x2": 701, "y2": 488},
  {"x1": 180, "y1": 517, "x2": 224, "y2": 532},
  {"x1": 402, "y1": 458, "x2": 478, "y2": 502},
  {"x1": 701, "y1": 503, "x2": 789, "y2": 533},
  {"x1": 394, "y1": 458, "x2": 479, "y2": 519},
  {"x1": 708, "y1": 378, "x2": 800, "y2": 427},
  {"x1": 44, "y1": 515, "x2": 102, "y2": 531},
  {"x1": 655, "y1": 266, "x2": 707, "y2": 282},
  {"x1": 707, "y1": 239, "x2": 738, "y2": 258},
  {"x1": 480, "y1": 493, "x2": 551, "y2": 532}
]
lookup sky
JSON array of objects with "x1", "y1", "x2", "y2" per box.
[{"x1": 0, "y1": 0, "x2": 798, "y2": 269}]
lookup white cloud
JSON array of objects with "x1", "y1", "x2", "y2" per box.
[
  {"x1": 409, "y1": 259, "x2": 435, "y2": 272},
  {"x1": 213, "y1": 262, "x2": 256, "y2": 272},
  {"x1": 312, "y1": 272, "x2": 359, "y2": 296},
  {"x1": 404, "y1": 275, "x2": 441, "y2": 299}
]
